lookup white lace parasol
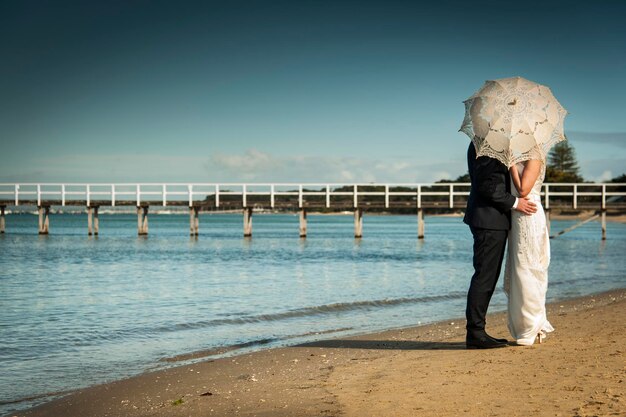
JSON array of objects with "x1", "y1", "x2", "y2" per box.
[{"x1": 459, "y1": 76, "x2": 568, "y2": 167}]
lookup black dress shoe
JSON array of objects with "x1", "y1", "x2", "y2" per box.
[
  {"x1": 487, "y1": 335, "x2": 509, "y2": 344},
  {"x1": 466, "y1": 334, "x2": 508, "y2": 349}
]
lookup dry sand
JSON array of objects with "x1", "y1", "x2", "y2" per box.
[{"x1": 15, "y1": 290, "x2": 626, "y2": 417}]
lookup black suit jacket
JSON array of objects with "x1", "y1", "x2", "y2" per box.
[{"x1": 463, "y1": 143, "x2": 516, "y2": 230}]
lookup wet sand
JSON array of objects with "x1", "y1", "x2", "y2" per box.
[{"x1": 15, "y1": 289, "x2": 626, "y2": 417}]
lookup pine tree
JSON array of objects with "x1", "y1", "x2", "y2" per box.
[{"x1": 545, "y1": 140, "x2": 583, "y2": 182}]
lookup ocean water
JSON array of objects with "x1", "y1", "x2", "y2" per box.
[{"x1": 1, "y1": 212, "x2": 625, "y2": 415}]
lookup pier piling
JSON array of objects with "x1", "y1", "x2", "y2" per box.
[
  {"x1": 189, "y1": 207, "x2": 199, "y2": 236},
  {"x1": 88, "y1": 206, "x2": 100, "y2": 236},
  {"x1": 94, "y1": 206, "x2": 99, "y2": 235},
  {"x1": 601, "y1": 209, "x2": 607, "y2": 240},
  {"x1": 417, "y1": 208, "x2": 424, "y2": 239},
  {"x1": 38, "y1": 206, "x2": 50, "y2": 235},
  {"x1": 299, "y1": 209, "x2": 307, "y2": 238},
  {"x1": 243, "y1": 207, "x2": 253, "y2": 237},
  {"x1": 354, "y1": 208, "x2": 363, "y2": 238},
  {"x1": 137, "y1": 206, "x2": 149, "y2": 236},
  {"x1": 88, "y1": 207, "x2": 93, "y2": 235},
  {"x1": 0, "y1": 206, "x2": 5, "y2": 234}
]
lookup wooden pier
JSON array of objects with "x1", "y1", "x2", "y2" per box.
[{"x1": 0, "y1": 182, "x2": 624, "y2": 239}]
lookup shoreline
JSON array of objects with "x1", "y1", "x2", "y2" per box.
[{"x1": 14, "y1": 288, "x2": 626, "y2": 417}]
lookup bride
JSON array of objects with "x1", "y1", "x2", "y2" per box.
[{"x1": 504, "y1": 159, "x2": 554, "y2": 345}]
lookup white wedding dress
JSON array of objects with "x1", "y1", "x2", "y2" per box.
[{"x1": 504, "y1": 162, "x2": 554, "y2": 345}]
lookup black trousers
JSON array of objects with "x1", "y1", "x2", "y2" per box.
[{"x1": 466, "y1": 226, "x2": 508, "y2": 337}]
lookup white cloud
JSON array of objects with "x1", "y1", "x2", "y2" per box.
[
  {"x1": 596, "y1": 170, "x2": 614, "y2": 182},
  {"x1": 1, "y1": 149, "x2": 468, "y2": 184},
  {"x1": 207, "y1": 149, "x2": 465, "y2": 183},
  {"x1": 580, "y1": 159, "x2": 626, "y2": 183}
]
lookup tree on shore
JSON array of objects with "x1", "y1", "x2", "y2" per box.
[
  {"x1": 545, "y1": 139, "x2": 583, "y2": 182},
  {"x1": 609, "y1": 173, "x2": 626, "y2": 192},
  {"x1": 436, "y1": 173, "x2": 470, "y2": 183},
  {"x1": 610, "y1": 173, "x2": 626, "y2": 183}
]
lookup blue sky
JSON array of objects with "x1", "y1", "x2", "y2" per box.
[{"x1": 1, "y1": 0, "x2": 625, "y2": 183}]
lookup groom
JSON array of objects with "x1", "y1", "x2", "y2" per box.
[{"x1": 464, "y1": 142, "x2": 537, "y2": 349}]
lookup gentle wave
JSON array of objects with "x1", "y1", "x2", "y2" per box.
[
  {"x1": 6, "y1": 293, "x2": 468, "y2": 354},
  {"x1": 166, "y1": 293, "x2": 468, "y2": 330},
  {"x1": 74, "y1": 293, "x2": 468, "y2": 344}
]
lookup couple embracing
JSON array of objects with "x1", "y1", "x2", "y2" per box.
[{"x1": 460, "y1": 76, "x2": 567, "y2": 349}]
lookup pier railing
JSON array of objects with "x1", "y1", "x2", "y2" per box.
[
  {"x1": 1, "y1": 182, "x2": 625, "y2": 209},
  {"x1": 0, "y1": 182, "x2": 624, "y2": 238},
  {"x1": 1, "y1": 182, "x2": 473, "y2": 208}
]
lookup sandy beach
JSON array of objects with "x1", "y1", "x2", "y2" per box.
[{"x1": 13, "y1": 289, "x2": 625, "y2": 417}]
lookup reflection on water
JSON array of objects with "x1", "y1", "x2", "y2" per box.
[{"x1": 0, "y1": 213, "x2": 625, "y2": 415}]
